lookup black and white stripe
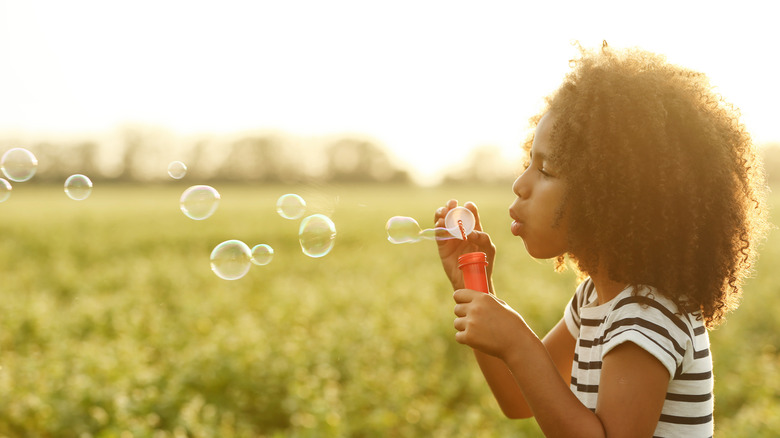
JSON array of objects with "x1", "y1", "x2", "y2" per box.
[{"x1": 564, "y1": 279, "x2": 714, "y2": 437}]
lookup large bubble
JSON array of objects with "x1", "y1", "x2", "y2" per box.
[
  {"x1": 385, "y1": 216, "x2": 422, "y2": 244},
  {"x1": 1, "y1": 148, "x2": 38, "y2": 182},
  {"x1": 64, "y1": 174, "x2": 93, "y2": 201},
  {"x1": 210, "y1": 240, "x2": 252, "y2": 280},
  {"x1": 298, "y1": 214, "x2": 336, "y2": 258},
  {"x1": 180, "y1": 185, "x2": 220, "y2": 220},
  {"x1": 276, "y1": 194, "x2": 306, "y2": 220}
]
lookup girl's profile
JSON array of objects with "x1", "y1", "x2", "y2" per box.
[{"x1": 434, "y1": 41, "x2": 769, "y2": 437}]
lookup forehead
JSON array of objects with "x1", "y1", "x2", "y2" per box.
[{"x1": 531, "y1": 112, "x2": 556, "y2": 155}]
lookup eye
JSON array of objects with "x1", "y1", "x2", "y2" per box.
[{"x1": 537, "y1": 160, "x2": 557, "y2": 178}]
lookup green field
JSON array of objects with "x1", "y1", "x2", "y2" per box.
[{"x1": 1, "y1": 183, "x2": 778, "y2": 437}]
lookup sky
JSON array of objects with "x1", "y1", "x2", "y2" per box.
[{"x1": 1, "y1": 0, "x2": 778, "y2": 184}]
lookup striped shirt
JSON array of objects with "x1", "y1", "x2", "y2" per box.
[{"x1": 563, "y1": 278, "x2": 714, "y2": 437}]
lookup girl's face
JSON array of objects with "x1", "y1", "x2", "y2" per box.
[{"x1": 508, "y1": 112, "x2": 569, "y2": 259}]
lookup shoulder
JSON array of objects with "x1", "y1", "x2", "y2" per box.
[{"x1": 602, "y1": 286, "x2": 706, "y2": 379}]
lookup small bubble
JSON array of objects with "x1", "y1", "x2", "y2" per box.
[
  {"x1": 180, "y1": 185, "x2": 220, "y2": 220},
  {"x1": 299, "y1": 214, "x2": 336, "y2": 258},
  {"x1": 64, "y1": 174, "x2": 93, "y2": 201},
  {"x1": 0, "y1": 178, "x2": 11, "y2": 203},
  {"x1": 167, "y1": 161, "x2": 187, "y2": 179},
  {"x1": 1, "y1": 148, "x2": 38, "y2": 182},
  {"x1": 250, "y1": 244, "x2": 274, "y2": 266},
  {"x1": 276, "y1": 194, "x2": 306, "y2": 220},
  {"x1": 210, "y1": 240, "x2": 252, "y2": 280}
]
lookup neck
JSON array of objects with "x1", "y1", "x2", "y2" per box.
[{"x1": 589, "y1": 269, "x2": 628, "y2": 305}]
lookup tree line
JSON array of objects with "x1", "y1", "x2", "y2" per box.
[{"x1": 3, "y1": 127, "x2": 779, "y2": 186}]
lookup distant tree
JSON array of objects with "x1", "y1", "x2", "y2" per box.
[
  {"x1": 442, "y1": 145, "x2": 520, "y2": 185},
  {"x1": 23, "y1": 141, "x2": 101, "y2": 183},
  {"x1": 215, "y1": 135, "x2": 298, "y2": 182},
  {"x1": 324, "y1": 137, "x2": 410, "y2": 183},
  {"x1": 115, "y1": 125, "x2": 173, "y2": 182}
]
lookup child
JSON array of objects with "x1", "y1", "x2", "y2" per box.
[{"x1": 434, "y1": 42, "x2": 768, "y2": 437}]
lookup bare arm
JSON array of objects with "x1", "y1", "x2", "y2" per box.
[
  {"x1": 433, "y1": 200, "x2": 578, "y2": 419},
  {"x1": 469, "y1": 317, "x2": 575, "y2": 419},
  {"x1": 455, "y1": 289, "x2": 670, "y2": 437}
]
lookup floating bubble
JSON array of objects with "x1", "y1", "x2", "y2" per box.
[
  {"x1": 64, "y1": 174, "x2": 93, "y2": 201},
  {"x1": 276, "y1": 193, "x2": 306, "y2": 220},
  {"x1": 1, "y1": 148, "x2": 38, "y2": 182},
  {"x1": 210, "y1": 240, "x2": 252, "y2": 280},
  {"x1": 444, "y1": 206, "x2": 476, "y2": 240},
  {"x1": 0, "y1": 178, "x2": 11, "y2": 203},
  {"x1": 299, "y1": 214, "x2": 337, "y2": 258},
  {"x1": 167, "y1": 161, "x2": 187, "y2": 179},
  {"x1": 250, "y1": 244, "x2": 274, "y2": 266},
  {"x1": 180, "y1": 185, "x2": 220, "y2": 220},
  {"x1": 386, "y1": 216, "x2": 422, "y2": 244}
]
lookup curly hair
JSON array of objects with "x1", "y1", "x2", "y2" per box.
[{"x1": 527, "y1": 42, "x2": 770, "y2": 327}]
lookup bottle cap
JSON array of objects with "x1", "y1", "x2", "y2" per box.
[{"x1": 458, "y1": 251, "x2": 487, "y2": 269}]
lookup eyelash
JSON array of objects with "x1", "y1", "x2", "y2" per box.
[{"x1": 523, "y1": 154, "x2": 553, "y2": 178}]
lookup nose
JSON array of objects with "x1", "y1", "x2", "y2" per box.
[{"x1": 512, "y1": 171, "x2": 530, "y2": 200}]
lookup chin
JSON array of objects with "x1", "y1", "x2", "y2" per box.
[{"x1": 523, "y1": 241, "x2": 564, "y2": 260}]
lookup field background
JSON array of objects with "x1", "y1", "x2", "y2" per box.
[{"x1": 0, "y1": 182, "x2": 777, "y2": 437}]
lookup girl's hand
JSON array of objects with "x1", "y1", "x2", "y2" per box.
[
  {"x1": 453, "y1": 289, "x2": 529, "y2": 361},
  {"x1": 434, "y1": 199, "x2": 496, "y2": 291}
]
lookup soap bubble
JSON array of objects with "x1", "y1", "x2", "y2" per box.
[
  {"x1": 250, "y1": 244, "x2": 274, "y2": 266},
  {"x1": 180, "y1": 185, "x2": 220, "y2": 220},
  {"x1": 385, "y1": 215, "x2": 464, "y2": 244},
  {"x1": 0, "y1": 178, "x2": 11, "y2": 203},
  {"x1": 167, "y1": 161, "x2": 187, "y2": 179},
  {"x1": 210, "y1": 240, "x2": 252, "y2": 280},
  {"x1": 299, "y1": 214, "x2": 336, "y2": 258},
  {"x1": 385, "y1": 216, "x2": 422, "y2": 244},
  {"x1": 1, "y1": 148, "x2": 38, "y2": 182},
  {"x1": 276, "y1": 194, "x2": 306, "y2": 220},
  {"x1": 64, "y1": 174, "x2": 93, "y2": 201},
  {"x1": 444, "y1": 206, "x2": 475, "y2": 240}
]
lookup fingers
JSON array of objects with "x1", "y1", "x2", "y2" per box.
[
  {"x1": 453, "y1": 288, "x2": 479, "y2": 304},
  {"x1": 454, "y1": 316, "x2": 466, "y2": 332},
  {"x1": 434, "y1": 199, "x2": 458, "y2": 223},
  {"x1": 463, "y1": 201, "x2": 482, "y2": 231},
  {"x1": 466, "y1": 229, "x2": 490, "y2": 245}
]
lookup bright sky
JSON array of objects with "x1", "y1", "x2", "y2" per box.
[{"x1": 1, "y1": 0, "x2": 778, "y2": 184}]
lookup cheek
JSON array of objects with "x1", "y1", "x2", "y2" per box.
[
  {"x1": 522, "y1": 204, "x2": 569, "y2": 259},
  {"x1": 522, "y1": 227, "x2": 568, "y2": 259}
]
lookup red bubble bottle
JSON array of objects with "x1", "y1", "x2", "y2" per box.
[{"x1": 458, "y1": 252, "x2": 489, "y2": 293}]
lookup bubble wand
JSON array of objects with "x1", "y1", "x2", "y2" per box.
[
  {"x1": 384, "y1": 206, "x2": 489, "y2": 293},
  {"x1": 453, "y1": 210, "x2": 489, "y2": 294}
]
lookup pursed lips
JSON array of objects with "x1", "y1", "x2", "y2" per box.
[{"x1": 509, "y1": 209, "x2": 524, "y2": 236}]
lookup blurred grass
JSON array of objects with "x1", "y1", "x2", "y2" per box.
[{"x1": 0, "y1": 182, "x2": 777, "y2": 437}]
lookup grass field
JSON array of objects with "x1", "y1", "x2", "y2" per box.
[{"x1": 0, "y1": 182, "x2": 778, "y2": 437}]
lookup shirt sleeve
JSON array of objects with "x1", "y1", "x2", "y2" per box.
[
  {"x1": 563, "y1": 278, "x2": 595, "y2": 339},
  {"x1": 599, "y1": 293, "x2": 693, "y2": 381}
]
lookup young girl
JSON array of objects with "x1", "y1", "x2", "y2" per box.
[{"x1": 434, "y1": 42, "x2": 768, "y2": 437}]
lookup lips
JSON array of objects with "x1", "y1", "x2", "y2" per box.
[
  {"x1": 511, "y1": 220, "x2": 523, "y2": 236},
  {"x1": 509, "y1": 211, "x2": 524, "y2": 236}
]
